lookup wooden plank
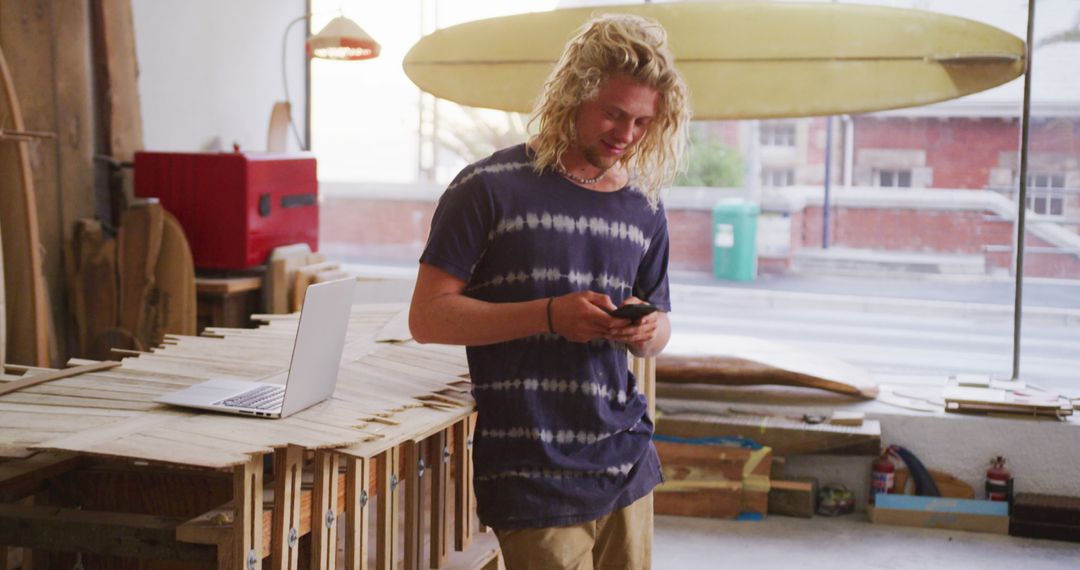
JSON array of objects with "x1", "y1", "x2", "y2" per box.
[
  {"x1": 118, "y1": 202, "x2": 164, "y2": 349},
  {"x1": 429, "y1": 429, "x2": 450, "y2": 569},
  {"x1": 0, "y1": 452, "x2": 81, "y2": 502},
  {"x1": 196, "y1": 276, "x2": 263, "y2": 295},
  {"x1": 403, "y1": 439, "x2": 424, "y2": 570},
  {"x1": 68, "y1": 220, "x2": 119, "y2": 358},
  {"x1": 233, "y1": 454, "x2": 264, "y2": 570},
  {"x1": 0, "y1": 45, "x2": 50, "y2": 367},
  {"x1": 0, "y1": 503, "x2": 215, "y2": 562},
  {"x1": 310, "y1": 449, "x2": 340, "y2": 570},
  {"x1": 0, "y1": 361, "x2": 121, "y2": 397},
  {"x1": 92, "y1": 0, "x2": 143, "y2": 162},
  {"x1": 271, "y1": 445, "x2": 303, "y2": 570},
  {"x1": 376, "y1": 446, "x2": 400, "y2": 570},
  {"x1": 453, "y1": 415, "x2": 475, "y2": 552},
  {"x1": 151, "y1": 210, "x2": 197, "y2": 343},
  {"x1": 656, "y1": 412, "x2": 881, "y2": 456},
  {"x1": 0, "y1": 0, "x2": 62, "y2": 369},
  {"x1": 344, "y1": 456, "x2": 370, "y2": 570}
]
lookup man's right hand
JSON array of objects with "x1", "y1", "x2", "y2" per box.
[{"x1": 549, "y1": 291, "x2": 618, "y2": 343}]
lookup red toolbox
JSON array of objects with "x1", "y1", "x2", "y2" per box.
[{"x1": 134, "y1": 151, "x2": 318, "y2": 269}]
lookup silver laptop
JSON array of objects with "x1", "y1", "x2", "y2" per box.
[{"x1": 156, "y1": 278, "x2": 356, "y2": 418}]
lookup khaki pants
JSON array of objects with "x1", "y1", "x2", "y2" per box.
[{"x1": 494, "y1": 493, "x2": 653, "y2": 570}]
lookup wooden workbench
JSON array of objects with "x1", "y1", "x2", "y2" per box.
[{"x1": 0, "y1": 303, "x2": 502, "y2": 569}]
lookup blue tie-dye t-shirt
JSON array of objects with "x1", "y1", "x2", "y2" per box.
[{"x1": 419, "y1": 143, "x2": 670, "y2": 529}]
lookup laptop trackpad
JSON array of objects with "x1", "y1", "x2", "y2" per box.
[{"x1": 157, "y1": 378, "x2": 271, "y2": 405}]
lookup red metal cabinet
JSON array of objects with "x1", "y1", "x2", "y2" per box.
[{"x1": 134, "y1": 152, "x2": 318, "y2": 269}]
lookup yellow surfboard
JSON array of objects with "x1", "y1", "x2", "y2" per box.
[{"x1": 403, "y1": 2, "x2": 1024, "y2": 119}]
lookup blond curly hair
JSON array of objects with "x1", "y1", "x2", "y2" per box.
[{"x1": 529, "y1": 13, "x2": 690, "y2": 208}]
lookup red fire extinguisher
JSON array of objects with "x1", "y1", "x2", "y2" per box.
[
  {"x1": 870, "y1": 451, "x2": 895, "y2": 504},
  {"x1": 986, "y1": 456, "x2": 1013, "y2": 502}
]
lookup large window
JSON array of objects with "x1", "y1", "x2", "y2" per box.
[
  {"x1": 1026, "y1": 172, "x2": 1066, "y2": 215},
  {"x1": 312, "y1": 0, "x2": 1079, "y2": 391}
]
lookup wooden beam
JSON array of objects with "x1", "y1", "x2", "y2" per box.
[
  {"x1": 0, "y1": 361, "x2": 121, "y2": 397},
  {"x1": 403, "y1": 439, "x2": 425, "y2": 570},
  {"x1": 0, "y1": 452, "x2": 81, "y2": 502},
  {"x1": 0, "y1": 503, "x2": 214, "y2": 562},
  {"x1": 376, "y1": 446, "x2": 400, "y2": 570},
  {"x1": 429, "y1": 429, "x2": 450, "y2": 569},
  {"x1": 233, "y1": 454, "x2": 264, "y2": 570},
  {"x1": 271, "y1": 445, "x2": 303, "y2": 570},
  {"x1": 344, "y1": 456, "x2": 370, "y2": 570},
  {"x1": 310, "y1": 450, "x2": 340, "y2": 570},
  {"x1": 453, "y1": 414, "x2": 476, "y2": 551}
]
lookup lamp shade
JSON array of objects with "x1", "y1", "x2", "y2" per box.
[{"x1": 307, "y1": 15, "x2": 380, "y2": 60}]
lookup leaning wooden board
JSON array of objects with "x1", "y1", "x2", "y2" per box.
[
  {"x1": 1, "y1": 215, "x2": 5, "y2": 366},
  {"x1": 0, "y1": 45, "x2": 50, "y2": 366},
  {"x1": 403, "y1": 2, "x2": 1025, "y2": 119}
]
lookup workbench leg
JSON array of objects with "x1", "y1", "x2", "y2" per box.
[
  {"x1": 376, "y1": 446, "x2": 400, "y2": 570},
  {"x1": 272, "y1": 445, "x2": 304, "y2": 570},
  {"x1": 345, "y1": 456, "x2": 371, "y2": 570},
  {"x1": 311, "y1": 450, "x2": 341, "y2": 569},
  {"x1": 234, "y1": 454, "x2": 264, "y2": 570},
  {"x1": 429, "y1": 430, "x2": 450, "y2": 569},
  {"x1": 453, "y1": 414, "x2": 476, "y2": 551},
  {"x1": 404, "y1": 440, "x2": 425, "y2": 570}
]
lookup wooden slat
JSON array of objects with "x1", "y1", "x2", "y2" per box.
[
  {"x1": 429, "y1": 429, "x2": 450, "y2": 569},
  {"x1": 453, "y1": 415, "x2": 475, "y2": 551},
  {"x1": 376, "y1": 446, "x2": 400, "y2": 570},
  {"x1": 271, "y1": 445, "x2": 303, "y2": 570},
  {"x1": 344, "y1": 456, "x2": 370, "y2": 570},
  {"x1": 0, "y1": 503, "x2": 215, "y2": 562},
  {"x1": 233, "y1": 454, "x2": 264, "y2": 570},
  {"x1": 403, "y1": 439, "x2": 425, "y2": 570},
  {"x1": 0, "y1": 361, "x2": 121, "y2": 397},
  {"x1": 310, "y1": 450, "x2": 341, "y2": 570}
]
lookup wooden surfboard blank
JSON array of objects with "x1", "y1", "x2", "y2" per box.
[
  {"x1": 658, "y1": 335, "x2": 878, "y2": 399},
  {"x1": 0, "y1": 46, "x2": 50, "y2": 366},
  {"x1": 404, "y1": 2, "x2": 1025, "y2": 119},
  {"x1": 152, "y1": 210, "x2": 196, "y2": 341}
]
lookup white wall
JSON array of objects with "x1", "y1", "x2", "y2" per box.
[{"x1": 132, "y1": 0, "x2": 307, "y2": 153}]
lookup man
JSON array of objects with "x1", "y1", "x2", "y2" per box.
[{"x1": 410, "y1": 13, "x2": 689, "y2": 570}]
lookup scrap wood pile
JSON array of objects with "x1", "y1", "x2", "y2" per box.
[
  {"x1": 262, "y1": 243, "x2": 348, "y2": 314},
  {"x1": 0, "y1": 303, "x2": 473, "y2": 468},
  {"x1": 67, "y1": 202, "x2": 197, "y2": 361}
]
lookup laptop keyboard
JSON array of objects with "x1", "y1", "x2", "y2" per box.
[{"x1": 219, "y1": 385, "x2": 285, "y2": 411}]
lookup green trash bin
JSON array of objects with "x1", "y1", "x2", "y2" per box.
[{"x1": 712, "y1": 199, "x2": 759, "y2": 281}]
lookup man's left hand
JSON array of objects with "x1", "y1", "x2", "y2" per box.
[{"x1": 606, "y1": 297, "x2": 661, "y2": 351}]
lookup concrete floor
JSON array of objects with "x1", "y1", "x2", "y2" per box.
[{"x1": 654, "y1": 515, "x2": 1080, "y2": 569}]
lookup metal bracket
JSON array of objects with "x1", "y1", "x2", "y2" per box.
[
  {"x1": 443, "y1": 445, "x2": 451, "y2": 464},
  {"x1": 391, "y1": 473, "x2": 399, "y2": 491},
  {"x1": 324, "y1": 509, "x2": 336, "y2": 529},
  {"x1": 466, "y1": 437, "x2": 473, "y2": 450},
  {"x1": 246, "y1": 549, "x2": 258, "y2": 570},
  {"x1": 418, "y1": 458, "x2": 426, "y2": 479},
  {"x1": 359, "y1": 489, "x2": 369, "y2": 508}
]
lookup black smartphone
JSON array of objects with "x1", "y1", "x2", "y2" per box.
[{"x1": 606, "y1": 303, "x2": 659, "y2": 321}]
